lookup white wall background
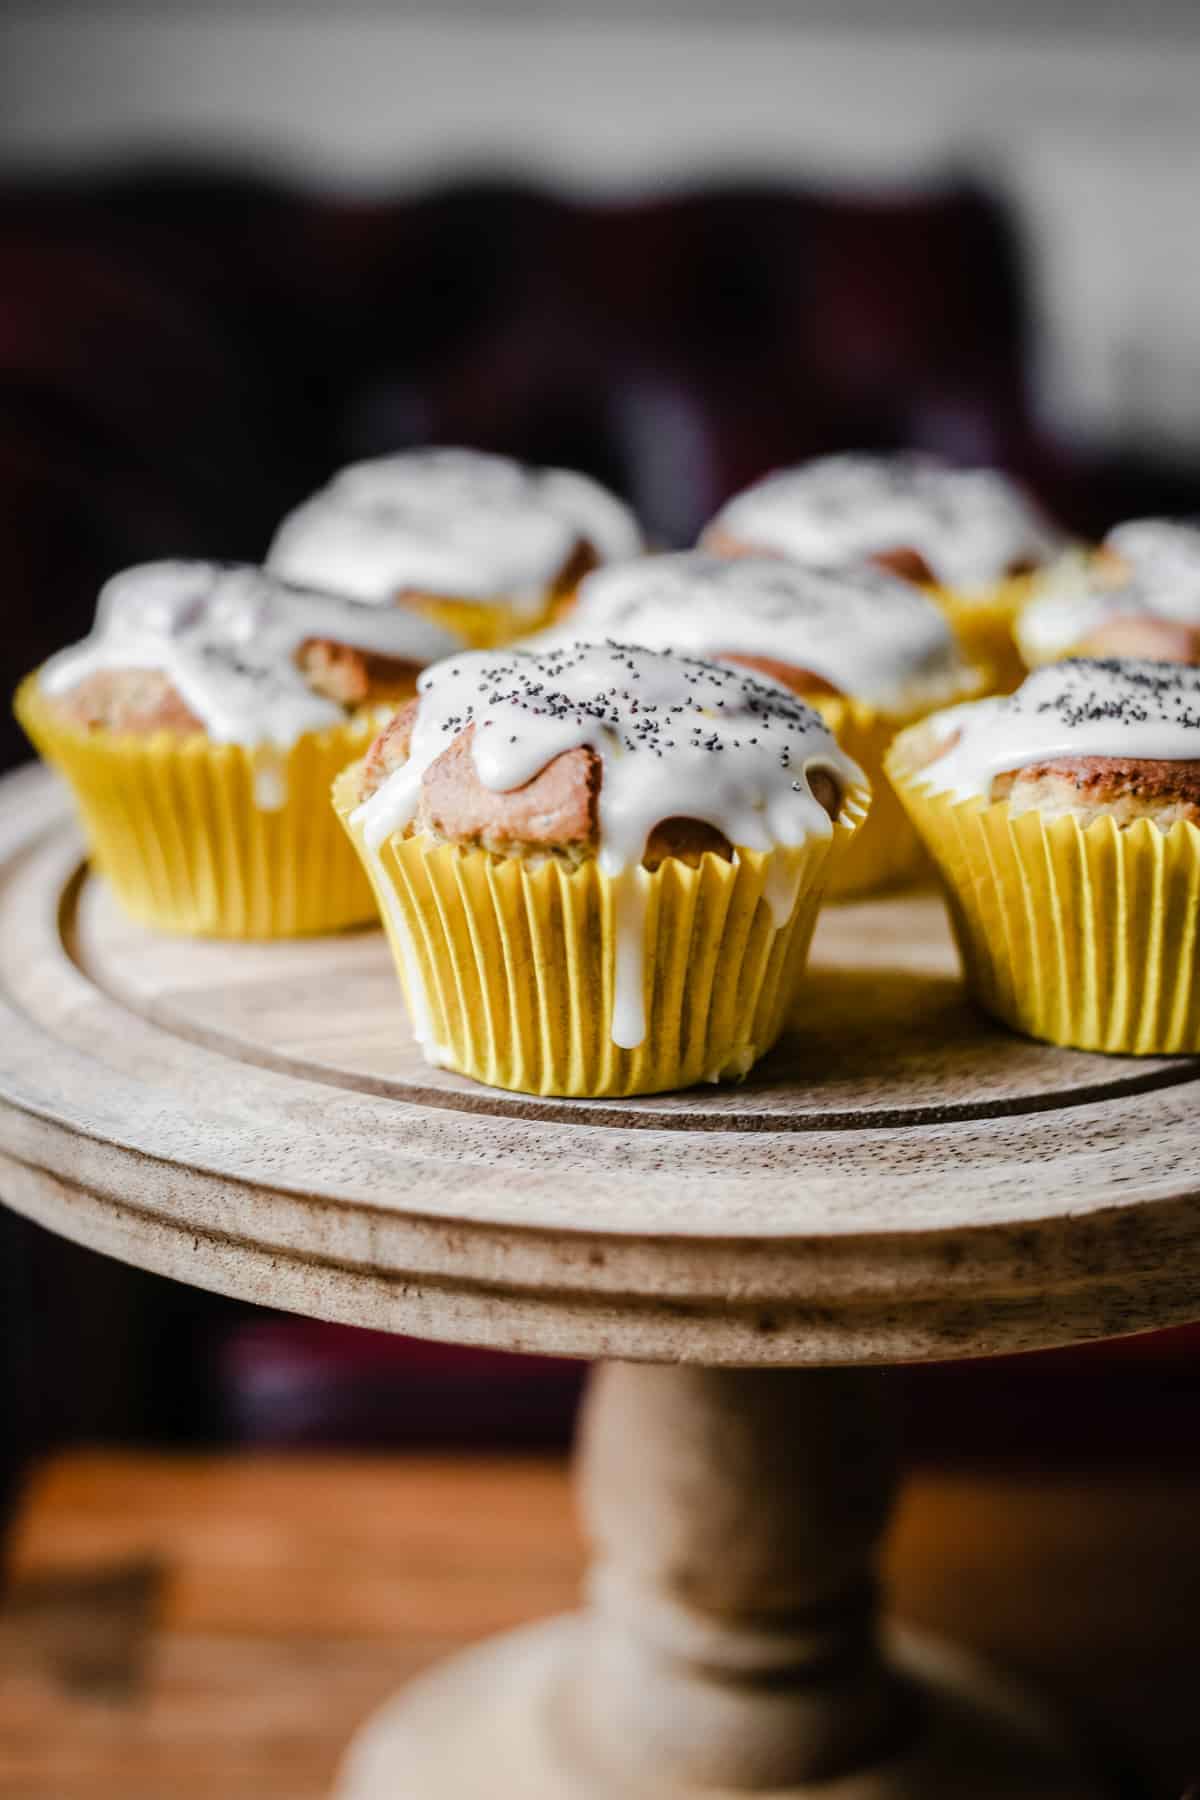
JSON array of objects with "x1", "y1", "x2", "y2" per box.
[{"x1": 3, "y1": 7, "x2": 1199, "y2": 457}]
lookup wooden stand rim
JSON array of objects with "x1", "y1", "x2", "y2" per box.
[{"x1": 2, "y1": 764, "x2": 1199, "y2": 1365}]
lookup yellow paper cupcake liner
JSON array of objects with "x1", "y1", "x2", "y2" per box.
[
  {"x1": 409, "y1": 587, "x2": 584, "y2": 650},
  {"x1": 888, "y1": 739, "x2": 1200, "y2": 1054},
  {"x1": 806, "y1": 695, "x2": 927, "y2": 900},
  {"x1": 808, "y1": 673, "x2": 988, "y2": 901},
  {"x1": 16, "y1": 675, "x2": 392, "y2": 938},
  {"x1": 930, "y1": 573, "x2": 1036, "y2": 695},
  {"x1": 334, "y1": 767, "x2": 868, "y2": 1096}
]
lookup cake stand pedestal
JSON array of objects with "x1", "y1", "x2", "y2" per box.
[{"x1": 2, "y1": 766, "x2": 1198, "y2": 1799}]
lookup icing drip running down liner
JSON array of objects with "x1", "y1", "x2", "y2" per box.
[
  {"x1": 1017, "y1": 519, "x2": 1200, "y2": 665},
  {"x1": 551, "y1": 552, "x2": 985, "y2": 897},
  {"x1": 18, "y1": 562, "x2": 459, "y2": 937},
  {"x1": 335, "y1": 644, "x2": 869, "y2": 1097},
  {"x1": 267, "y1": 448, "x2": 642, "y2": 647},
  {"x1": 888, "y1": 660, "x2": 1200, "y2": 1054}
]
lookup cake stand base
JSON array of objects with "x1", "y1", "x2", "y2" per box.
[
  {"x1": 334, "y1": 1364, "x2": 1103, "y2": 1799},
  {"x1": 334, "y1": 1616, "x2": 1100, "y2": 1798}
]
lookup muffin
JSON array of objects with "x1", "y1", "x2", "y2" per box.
[
  {"x1": 701, "y1": 452, "x2": 1063, "y2": 692},
  {"x1": 16, "y1": 559, "x2": 460, "y2": 937},
  {"x1": 266, "y1": 447, "x2": 643, "y2": 649},
  {"x1": 1017, "y1": 519, "x2": 1200, "y2": 669},
  {"x1": 888, "y1": 658, "x2": 1200, "y2": 1053},
  {"x1": 542, "y1": 551, "x2": 984, "y2": 898},
  {"x1": 333, "y1": 642, "x2": 869, "y2": 1097}
]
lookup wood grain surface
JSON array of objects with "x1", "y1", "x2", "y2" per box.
[
  {"x1": 1, "y1": 1451, "x2": 1196, "y2": 1800},
  {"x1": 75, "y1": 868, "x2": 1191, "y2": 1130},
  {"x1": 1, "y1": 765, "x2": 1200, "y2": 1364}
]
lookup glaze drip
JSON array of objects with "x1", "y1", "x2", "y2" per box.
[
  {"x1": 915, "y1": 658, "x2": 1200, "y2": 802},
  {"x1": 40, "y1": 561, "x2": 458, "y2": 802},
  {"x1": 41, "y1": 560, "x2": 458, "y2": 744},
  {"x1": 709, "y1": 453, "x2": 1061, "y2": 593},
  {"x1": 267, "y1": 448, "x2": 642, "y2": 617},
  {"x1": 556, "y1": 550, "x2": 973, "y2": 713},
  {"x1": 354, "y1": 643, "x2": 862, "y2": 1049}
]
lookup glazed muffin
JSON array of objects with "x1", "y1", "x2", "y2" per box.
[
  {"x1": 701, "y1": 452, "x2": 1063, "y2": 691},
  {"x1": 266, "y1": 447, "x2": 642, "y2": 649},
  {"x1": 16, "y1": 559, "x2": 460, "y2": 937},
  {"x1": 888, "y1": 658, "x2": 1200, "y2": 1053},
  {"x1": 1017, "y1": 519, "x2": 1200, "y2": 669},
  {"x1": 543, "y1": 551, "x2": 984, "y2": 897},
  {"x1": 333, "y1": 642, "x2": 869, "y2": 1097}
]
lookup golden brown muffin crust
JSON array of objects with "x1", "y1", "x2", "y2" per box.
[
  {"x1": 1093, "y1": 543, "x2": 1131, "y2": 582},
  {"x1": 869, "y1": 545, "x2": 937, "y2": 585},
  {"x1": 361, "y1": 699, "x2": 419, "y2": 795},
  {"x1": 49, "y1": 637, "x2": 417, "y2": 740},
  {"x1": 419, "y1": 725, "x2": 600, "y2": 853},
  {"x1": 870, "y1": 545, "x2": 1036, "y2": 584},
  {"x1": 901, "y1": 719, "x2": 1200, "y2": 830},
  {"x1": 49, "y1": 668, "x2": 204, "y2": 736},
  {"x1": 358, "y1": 701, "x2": 842, "y2": 860},
  {"x1": 641, "y1": 817, "x2": 734, "y2": 869},
  {"x1": 695, "y1": 522, "x2": 758, "y2": 560},
  {"x1": 993, "y1": 756, "x2": 1200, "y2": 829},
  {"x1": 549, "y1": 538, "x2": 602, "y2": 600},
  {"x1": 1076, "y1": 615, "x2": 1200, "y2": 666},
  {"x1": 298, "y1": 639, "x2": 422, "y2": 707},
  {"x1": 719, "y1": 651, "x2": 842, "y2": 698}
]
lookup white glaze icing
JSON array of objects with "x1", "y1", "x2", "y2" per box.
[
  {"x1": 1019, "y1": 520, "x2": 1200, "y2": 659},
  {"x1": 40, "y1": 561, "x2": 459, "y2": 805},
  {"x1": 914, "y1": 658, "x2": 1200, "y2": 803},
  {"x1": 707, "y1": 453, "x2": 1062, "y2": 594},
  {"x1": 266, "y1": 448, "x2": 643, "y2": 621},
  {"x1": 553, "y1": 551, "x2": 974, "y2": 714},
  {"x1": 353, "y1": 642, "x2": 862, "y2": 1052},
  {"x1": 1109, "y1": 517, "x2": 1200, "y2": 585}
]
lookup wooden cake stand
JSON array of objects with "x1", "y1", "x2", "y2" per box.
[{"x1": 2, "y1": 763, "x2": 1199, "y2": 1798}]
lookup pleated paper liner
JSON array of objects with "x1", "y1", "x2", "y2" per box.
[
  {"x1": 16, "y1": 675, "x2": 393, "y2": 938},
  {"x1": 334, "y1": 767, "x2": 869, "y2": 1097},
  {"x1": 932, "y1": 573, "x2": 1036, "y2": 695},
  {"x1": 810, "y1": 673, "x2": 988, "y2": 900},
  {"x1": 888, "y1": 734, "x2": 1200, "y2": 1054}
]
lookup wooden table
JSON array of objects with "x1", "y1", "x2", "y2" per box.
[
  {"x1": 3, "y1": 765, "x2": 1200, "y2": 1797},
  {"x1": 1, "y1": 1452, "x2": 1198, "y2": 1800}
]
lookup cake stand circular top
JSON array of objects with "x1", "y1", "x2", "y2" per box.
[{"x1": 2, "y1": 764, "x2": 1198, "y2": 1366}]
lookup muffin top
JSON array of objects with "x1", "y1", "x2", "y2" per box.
[
  {"x1": 556, "y1": 551, "x2": 974, "y2": 714},
  {"x1": 352, "y1": 642, "x2": 863, "y2": 874},
  {"x1": 266, "y1": 448, "x2": 642, "y2": 617},
  {"x1": 40, "y1": 560, "x2": 459, "y2": 748},
  {"x1": 702, "y1": 452, "x2": 1062, "y2": 593},
  {"x1": 911, "y1": 659, "x2": 1200, "y2": 805},
  {"x1": 1019, "y1": 519, "x2": 1200, "y2": 662}
]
